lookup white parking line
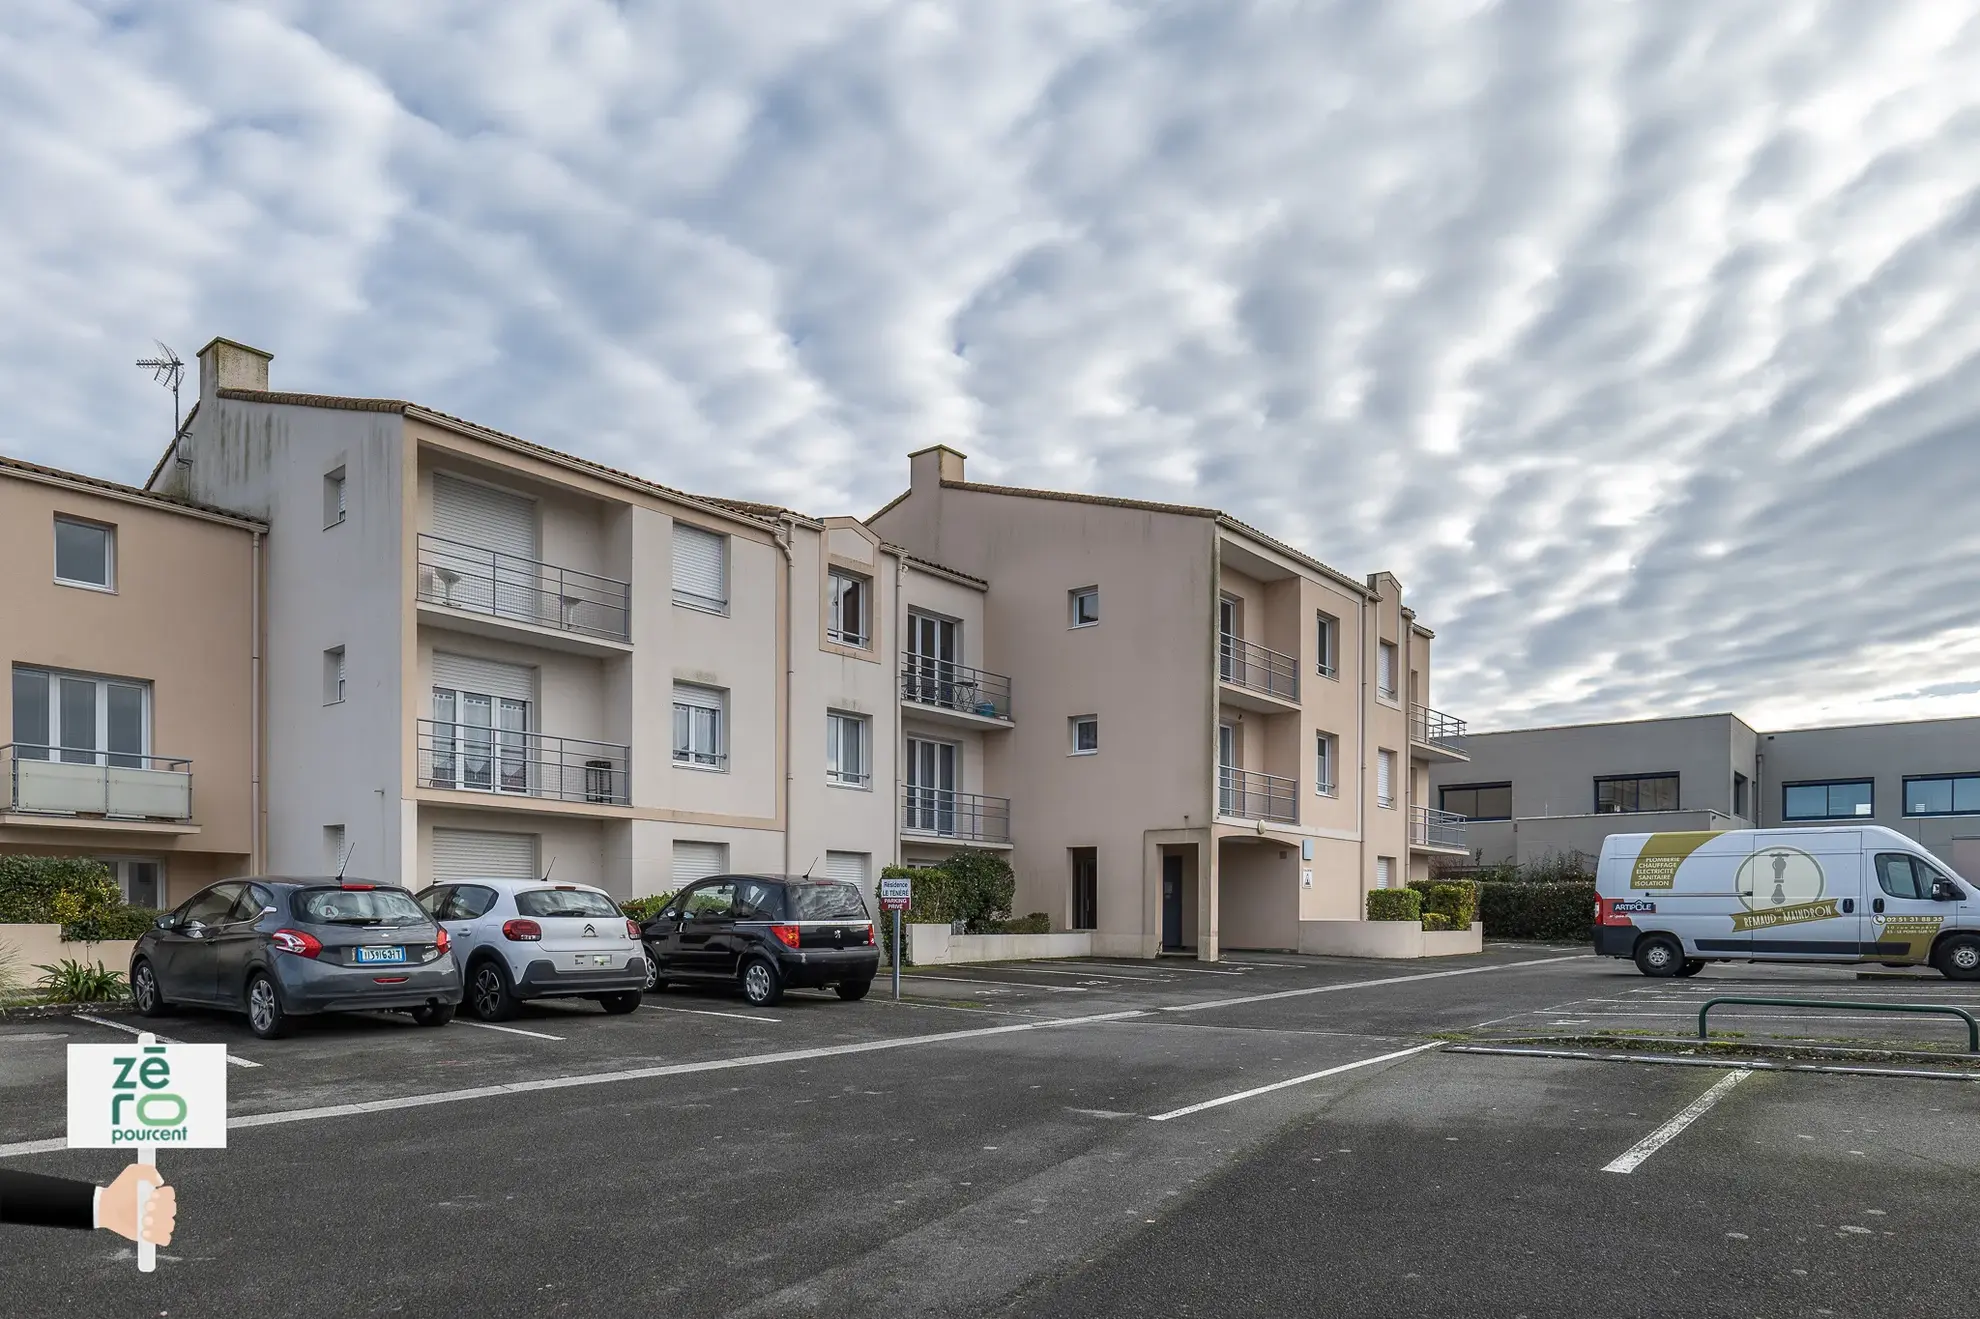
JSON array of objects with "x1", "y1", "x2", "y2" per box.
[
  {"x1": 72, "y1": 1014, "x2": 262, "y2": 1068},
  {"x1": 990, "y1": 966, "x2": 1169, "y2": 982},
  {"x1": 1147, "y1": 1042, "x2": 1443, "y2": 1121},
  {"x1": 644, "y1": 1004, "x2": 780, "y2": 1024},
  {"x1": 1601, "y1": 1069, "x2": 1752, "y2": 1174},
  {"x1": 908, "y1": 974, "x2": 1089, "y2": 993},
  {"x1": 452, "y1": 1020, "x2": 564, "y2": 1041},
  {"x1": 1160, "y1": 955, "x2": 1590, "y2": 1015}
]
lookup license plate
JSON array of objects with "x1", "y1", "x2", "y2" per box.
[
  {"x1": 354, "y1": 946, "x2": 406, "y2": 964},
  {"x1": 578, "y1": 954, "x2": 611, "y2": 967}
]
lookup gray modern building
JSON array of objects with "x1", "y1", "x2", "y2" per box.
[{"x1": 1430, "y1": 713, "x2": 1980, "y2": 880}]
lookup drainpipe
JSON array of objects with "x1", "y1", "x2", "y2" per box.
[
  {"x1": 894, "y1": 553, "x2": 905, "y2": 872},
  {"x1": 1356, "y1": 590, "x2": 1369, "y2": 905},
  {"x1": 251, "y1": 529, "x2": 265, "y2": 873},
  {"x1": 775, "y1": 519, "x2": 795, "y2": 879}
]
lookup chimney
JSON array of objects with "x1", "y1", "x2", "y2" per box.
[
  {"x1": 909, "y1": 444, "x2": 967, "y2": 495},
  {"x1": 198, "y1": 336, "x2": 273, "y2": 402}
]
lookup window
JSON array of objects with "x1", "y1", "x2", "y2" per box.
[
  {"x1": 1069, "y1": 587, "x2": 1099, "y2": 628},
  {"x1": 324, "y1": 647, "x2": 346, "y2": 705},
  {"x1": 1315, "y1": 612, "x2": 1338, "y2": 678},
  {"x1": 54, "y1": 516, "x2": 114, "y2": 590},
  {"x1": 1781, "y1": 779, "x2": 1872, "y2": 822},
  {"x1": 1874, "y1": 853, "x2": 1949, "y2": 901},
  {"x1": 822, "y1": 852, "x2": 870, "y2": 886},
  {"x1": 324, "y1": 467, "x2": 347, "y2": 528},
  {"x1": 672, "y1": 522, "x2": 728, "y2": 613},
  {"x1": 682, "y1": 880, "x2": 738, "y2": 917},
  {"x1": 323, "y1": 825, "x2": 346, "y2": 871},
  {"x1": 1733, "y1": 772, "x2": 1750, "y2": 819},
  {"x1": 672, "y1": 684, "x2": 727, "y2": 769},
  {"x1": 1071, "y1": 716, "x2": 1099, "y2": 755},
  {"x1": 10, "y1": 666, "x2": 148, "y2": 766},
  {"x1": 1377, "y1": 749, "x2": 1396, "y2": 808},
  {"x1": 1903, "y1": 774, "x2": 1980, "y2": 817},
  {"x1": 97, "y1": 858, "x2": 161, "y2": 907},
  {"x1": 1376, "y1": 856, "x2": 1394, "y2": 889},
  {"x1": 1595, "y1": 773, "x2": 1680, "y2": 814},
  {"x1": 1376, "y1": 641, "x2": 1397, "y2": 700},
  {"x1": 826, "y1": 711, "x2": 870, "y2": 787},
  {"x1": 431, "y1": 686, "x2": 530, "y2": 793},
  {"x1": 827, "y1": 569, "x2": 870, "y2": 647},
  {"x1": 1071, "y1": 848, "x2": 1098, "y2": 931},
  {"x1": 1315, "y1": 732, "x2": 1337, "y2": 796},
  {"x1": 671, "y1": 840, "x2": 729, "y2": 886},
  {"x1": 1440, "y1": 782, "x2": 1512, "y2": 821}
]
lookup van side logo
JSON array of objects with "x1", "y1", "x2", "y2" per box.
[{"x1": 1730, "y1": 846, "x2": 1839, "y2": 932}]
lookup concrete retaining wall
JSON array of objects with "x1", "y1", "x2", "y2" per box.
[
  {"x1": 1297, "y1": 920, "x2": 1483, "y2": 960},
  {"x1": 0, "y1": 924, "x2": 138, "y2": 982},
  {"x1": 905, "y1": 925, "x2": 1093, "y2": 965}
]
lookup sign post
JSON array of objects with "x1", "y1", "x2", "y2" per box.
[
  {"x1": 67, "y1": 1031, "x2": 228, "y2": 1272},
  {"x1": 879, "y1": 876, "x2": 912, "y2": 1001}
]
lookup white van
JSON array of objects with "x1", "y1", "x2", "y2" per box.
[{"x1": 1593, "y1": 825, "x2": 1980, "y2": 979}]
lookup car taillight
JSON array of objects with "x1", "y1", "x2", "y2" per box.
[
  {"x1": 861, "y1": 923, "x2": 874, "y2": 945},
  {"x1": 625, "y1": 919, "x2": 639, "y2": 940},
  {"x1": 435, "y1": 925, "x2": 451, "y2": 954},
  {"x1": 341, "y1": 883, "x2": 375, "y2": 891},
  {"x1": 272, "y1": 929, "x2": 322, "y2": 958},
  {"x1": 502, "y1": 918, "x2": 542, "y2": 942},
  {"x1": 772, "y1": 924, "x2": 801, "y2": 949}
]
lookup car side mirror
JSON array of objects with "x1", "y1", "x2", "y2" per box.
[
  {"x1": 155, "y1": 914, "x2": 177, "y2": 930},
  {"x1": 1934, "y1": 880, "x2": 1961, "y2": 902}
]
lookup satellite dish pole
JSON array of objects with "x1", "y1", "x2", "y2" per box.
[{"x1": 135, "y1": 341, "x2": 186, "y2": 440}]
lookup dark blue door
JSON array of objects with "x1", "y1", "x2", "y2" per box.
[{"x1": 1161, "y1": 855, "x2": 1183, "y2": 950}]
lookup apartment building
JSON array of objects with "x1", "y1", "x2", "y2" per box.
[
  {"x1": 1430, "y1": 712, "x2": 1980, "y2": 879},
  {"x1": 870, "y1": 445, "x2": 1462, "y2": 959},
  {"x1": 1, "y1": 455, "x2": 263, "y2": 906}
]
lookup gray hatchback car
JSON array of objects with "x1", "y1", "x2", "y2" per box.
[{"x1": 130, "y1": 877, "x2": 463, "y2": 1039}]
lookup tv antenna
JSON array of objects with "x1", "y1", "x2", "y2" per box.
[{"x1": 135, "y1": 341, "x2": 186, "y2": 439}]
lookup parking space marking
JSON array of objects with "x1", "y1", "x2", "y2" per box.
[
  {"x1": 996, "y1": 965, "x2": 1170, "y2": 982},
  {"x1": 1601, "y1": 1068, "x2": 1753, "y2": 1174},
  {"x1": 1146, "y1": 1042, "x2": 1443, "y2": 1121},
  {"x1": 453, "y1": 1020, "x2": 565, "y2": 1041},
  {"x1": 1092, "y1": 962, "x2": 1247, "y2": 975},
  {"x1": 908, "y1": 975, "x2": 1089, "y2": 993},
  {"x1": 1160, "y1": 955, "x2": 1590, "y2": 1015},
  {"x1": 72, "y1": 1014, "x2": 263, "y2": 1067},
  {"x1": 644, "y1": 1004, "x2": 780, "y2": 1024}
]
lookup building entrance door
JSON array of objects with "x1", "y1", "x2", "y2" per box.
[{"x1": 1161, "y1": 854, "x2": 1184, "y2": 950}]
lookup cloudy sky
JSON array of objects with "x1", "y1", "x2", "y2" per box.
[{"x1": 5, "y1": 1, "x2": 1980, "y2": 734}]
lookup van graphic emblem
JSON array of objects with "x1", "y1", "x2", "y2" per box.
[{"x1": 1730, "y1": 845, "x2": 1838, "y2": 932}]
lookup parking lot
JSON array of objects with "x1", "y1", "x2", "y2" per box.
[{"x1": 4, "y1": 946, "x2": 1978, "y2": 1317}]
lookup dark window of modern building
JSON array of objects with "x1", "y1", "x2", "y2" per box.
[
  {"x1": 1594, "y1": 773, "x2": 1679, "y2": 814},
  {"x1": 1781, "y1": 779, "x2": 1874, "y2": 822},
  {"x1": 1733, "y1": 772, "x2": 1750, "y2": 819},
  {"x1": 1440, "y1": 782, "x2": 1512, "y2": 821},
  {"x1": 1902, "y1": 774, "x2": 1980, "y2": 817}
]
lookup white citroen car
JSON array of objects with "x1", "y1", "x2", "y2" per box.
[{"x1": 415, "y1": 878, "x2": 647, "y2": 1021}]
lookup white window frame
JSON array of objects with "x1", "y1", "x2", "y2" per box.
[
  {"x1": 430, "y1": 686, "x2": 533, "y2": 795},
  {"x1": 1315, "y1": 731, "x2": 1337, "y2": 796},
  {"x1": 96, "y1": 856, "x2": 164, "y2": 907},
  {"x1": 324, "y1": 647, "x2": 346, "y2": 705},
  {"x1": 1377, "y1": 748, "x2": 1396, "y2": 809},
  {"x1": 1069, "y1": 587, "x2": 1100, "y2": 628},
  {"x1": 672, "y1": 523, "x2": 730, "y2": 614},
  {"x1": 1071, "y1": 715, "x2": 1099, "y2": 755},
  {"x1": 324, "y1": 467, "x2": 348, "y2": 529},
  {"x1": 826, "y1": 710, "x2": 871, "y2": 788},
  {"x1": 827, "y1": 569, "x2": 871, "y2": 648},
  {"x1": 1377, "y1": 641, "x2": 1398, "y2": 701},
  {"x1": 1315, "y1": 612, "x2": 1338, "y2": 679},
  {"x1": 53, "y1": 515, "x2": 115, "y2": 592},
  {"x1": 672, "y1": 683, "x2": 728, "y2": 770},
  {"x1": 10, "y1": 665, "x2": 151, "y2": 766},
  {"x1": 1376, "y1": 856, "x2": 1394, "y2": 890}
]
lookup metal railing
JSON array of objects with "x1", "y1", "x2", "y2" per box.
[
  {"x1": 2, "y1": 744, "x2": 193, "y2": 821},
  {"x1": 900, "y1": 785, "x2": 1011, "y2": 843},
  {"x1": 1410, "y1": 704, "x2": 1467, "y2": 752},
  {"x1": 1411, "y1": 804, "x2": 1468, "y2": 850},
  {"x1": 1218, "y1": 767, "x2": 1298, "y2": 824},
  {"x1": 417, "y1": 533, "x2": 631, "y2": 643},
  {"x1": 417, "y1": 720, "x2": 630, "y2": 805},
  {"x1": 1698, "y1": 997, "x2": 1978, "y2": 1053},
  {"x1": 899, "y1": 656, "x2": 1013, "y2": 721},
  {"x1": 1219, "y1": 634, "x2": 1300, "y2": 703}
]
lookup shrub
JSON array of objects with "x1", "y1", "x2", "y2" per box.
[
  {"x1": 1423, "y1": 881, "x2": 1479, "y2": 930},
  {"x1": 35, "y1": 959, "x2": 127, "y2": 1004},
  {"x1": 0, "y1": 856, "x2": 119, "y2": 924},
  {"x1": 1366, "y1": 888, "x2": 1422, "y2": 922},
  {"x1": 618, "y1": 892, "x2": 678, "y2": 923},
  {"x1": 1476, "y1": 881, "x2": 1597, "y2": 941},
  {"x1": 1421, "y1": 912, "x2": 1454, "y2": 931},
  {"x1": 943, "y1": 850, "x2": 1017, "y2": 933},
  {"x1": 61, "y1": 908, "x2": 164, "y2": 943},
  {"x1": 991, "y1": 912, "x2": 1052, "y2": 936},
  {"x1": 0, "y1": 940, "x2": 20, "y2": 1001}
]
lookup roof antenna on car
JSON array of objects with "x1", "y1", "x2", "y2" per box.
[
  {"x1": 802, "y1": 855, "x2": 820, "y2": 879},
  {"x1": 334, "y1": 839, "x2": 355, "y2": 882},
  {"x1": 542, "y1": 856, "x2": 557, "y2": 882}
]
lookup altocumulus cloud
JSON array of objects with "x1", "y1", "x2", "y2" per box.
[{"x1": 3, "y1": 0, "x2": 1979, "y2": 732}]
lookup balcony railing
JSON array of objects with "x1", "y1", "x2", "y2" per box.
[
  {"x1": 417, "y1": 534, "x2": 631, "y2": 644},
  {"x1": 900, "y1": 785, "x2": 1011, "y2": 844},
  {"x1": 2, "y1": 744, "x2": 193, "y2": 822},
  {"x1": 1218, "y1": 767, "x2": 1298, "y2": 824},
  {"x1": 1219, "y1": 634, "x2": 1300, "y2": 703},
  {"x1": 417, "y1": 720, "x2": 630, "y2": 805},
  {"x1": 1410, "y1": 704, "x2": 1467, "y2": 752},
  {"x1": 900, "y1": 656, "x2": 1012, "y2": 721},
  {"x1": 1411, "y1": 804, "x2": 1468, "y2": 850}
]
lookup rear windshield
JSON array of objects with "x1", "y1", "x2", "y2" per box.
[
  {"x1": 514, "y1": 888, "x2": 622, "y2": 919},
  {"x1": 789, "y1": 881, "x2": 868, "y2": 921},
  {"x1": 295, "y1": 888, "x2": 427, "y2": 926}
]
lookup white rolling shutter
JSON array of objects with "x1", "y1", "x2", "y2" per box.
[
  {"x1": 1377, "y1": 749, "x2": 1394, "y2": 805},
  {"x1": 672, "y1": 523, "x2": 727, "y2": 607},
  {"x1": 432, "y1": 653, "x2": 535, "y2": 704},
  {"x1": 1376, "y1": 856, "x2": 1393, "y2": 889},
  {"x1": 433, "y1": 472, "x2": 538, "y2": 559},
  {"x1": 1377, "y1": 641, "x2": 1395, "y2": 694},
  {"x1": 824, "y1": 851, "x2": 869, "y2": 885},
  {"x1": 672, "y1": 840, "x2": 729, "y2": 886},
  {"x1": 432, "y1": 828, "x2": 539, "y2": 881}
]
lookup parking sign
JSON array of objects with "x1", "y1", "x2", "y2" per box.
[{"x1": 880, "y1": 876, "x2": 911, "y2": 912}]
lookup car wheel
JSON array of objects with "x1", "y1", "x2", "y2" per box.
[
  {"x1": 246, "y1": 972, "x2": 289, "y2": 1039},
  {"x1": 740, "y1": 956, "x2": 784, "y2": 1007},
  {"x1": 131, "y1": 959, "x2": 171, "y2": 1017},
  {"x1": 641, "y1": 951, "x2": 665, "y2": 993},
  {"x1": 467, "y1": 959, "x2": 520, "y2": 1021},
  {"x1": 410, "y1": 1004, "x2": 456, "y2": 1027},
  {"x1": 600, "y1": 991, "x2": 642, "y2": 1015},
  {"x1": 835, "y1": 979, "x2": 872, "y2": 1001},
  {"x1": 1675, "y1": 959, "x2": 1707, "y2": 978},
  {"x1": 1633, "y1": 934, "x2": 1684, "y2": 978},
  {"x1": 1935, "y1": 934, "x2": 1980, "y2": 982}
]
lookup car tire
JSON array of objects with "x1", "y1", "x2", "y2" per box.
[
  {"x1": 1675, "y1": 959, "x2": 1707, "y2": 978},
  {"x1": 1935, "y1": 934, "x2": 1980, "y2": 982},
  {"x1": 466, "y1": 958, "x2": 520, "y2": 1022},
  {"x1": 130, "y1": 958, "x2": 171, "y2": 1017},
  {"x1": 835, "y1": 979, "x2": 872, "y2": 1001},
  {"x1": 641, "y1": 951, "x2": 665, "y2": 993},
  {"x1": 410, "y1": 1004, "x2": 455, "y2": 1028},
  {"x1": 740, "y1": 956, "x2": 784, "y2": 1007},
  {"x1": 599, "y1": 991, "x2": 642, "y2": 1015},
  {"x1": 1633, "y1": 934, "x2": 1685, "y2": 978},
  {"x1": 245, "y1": 972, "x2": 289, "y2": 1040}
]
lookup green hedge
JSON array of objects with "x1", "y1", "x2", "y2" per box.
[
  {"x1": 1407, "y1": 879, "x2": 1479, "y2": 931},
  {"x1": 1366, "y1": 888, "x2": 1422, "y2": 922},
  {"x1": 1475, "y1": 881, "x2": 1596, "y2": 941},
  {"x1": 619, "y1": 892, "x2": 679, "y2": 923},
  {"x1": 61, "y1": 908, "x2": 163, "y2": 942},
  {"x1": 990, "y1": 912, "x2": 1052, "y2": 936},
  {"x1": 0, "y1": 856, "x2": 119, "y2": 925},
  {"x1": 1421, "y1": 912, "x2": 1454, "y2": 931}
]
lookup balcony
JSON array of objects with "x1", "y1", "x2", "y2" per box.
[
  {"x1": 416, "y1": 534, "x2": 631, "y2": 653},
  {"x1": 417, "y1": 720, "x2": 630, "y2": 807},
  {"x1": 2, "y1": 744, "x2": 193, "y2": 825},
  {"x1": 1218, "y1": 634, "x2": 1300, "y2": 711},
  {"x1": 1410, "y1": 804, "x2": 1469, "y2": 854},
  {"x1": 900, "y1": 785, "x2": 1012, "y2": 845},
  {"x1": 1409, "y1": 704, "x2": 1469, "y2": 762},
  {"x1": 1218, "y1": 767, "x2": 1298, "y2": 825},
  {"x1": 899, "y1": 656, "x2": 1014, "y2": 729}
]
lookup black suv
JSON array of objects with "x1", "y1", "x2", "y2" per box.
[{"x1": 639, "y1": 874, "x2": 878, "y2": 1006}]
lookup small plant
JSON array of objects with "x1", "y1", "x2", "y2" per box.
[
  {"x1": 0, "y1": 940, "x2": 21, "y2": 1002},
  {"x1": 1366, "y1": 888, "x2": 1422, "y2": 922},
  {"x1": 35, "y1": 959, "x2": 128, "y2": 1004},
  {"x1": 1421, "y1": 912, "x2": 1453, "y2": 931}
]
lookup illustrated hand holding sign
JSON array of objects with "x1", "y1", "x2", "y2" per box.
[{"x1": 66, "y1": 1032, "x2": 226, "y2": 1272}]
